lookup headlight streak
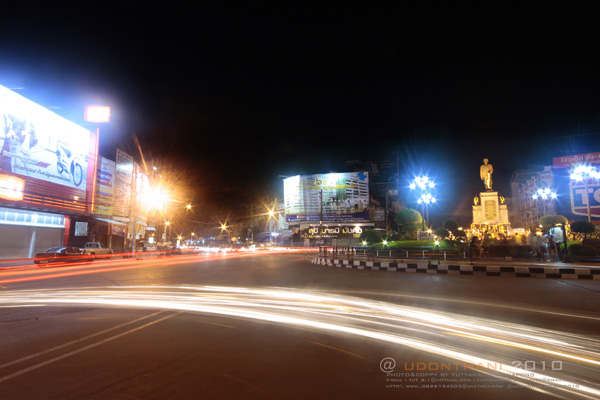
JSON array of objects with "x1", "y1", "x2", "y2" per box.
[{"x1": 1, "y1": 286, "x2": 600, "y2": 399}]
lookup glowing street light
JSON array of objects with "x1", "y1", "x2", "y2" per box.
[
  {"x1": 410, "y1": 175, "x2": 437, "y2": 233},
  {"x1": 532, "y1": 188, "x2": 557, "y2": 217},
  {"x1": 570, "y1": 165, "x2": 600, "y2": 222},
  {"x1": 409, "y1": 176, "x2": 435, "y2": 190}
]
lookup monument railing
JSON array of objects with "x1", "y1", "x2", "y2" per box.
[{"x1": 316, "y1": 246, "x2": 562, "y2": 262}]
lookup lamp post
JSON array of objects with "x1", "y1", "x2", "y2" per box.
[
  {"x1": 417, "y1": 193, "x2": 437, "y2": 230},
  {"x1": 84, "y1": 105, "x2": 111, "y2": 246},
  {"x1": 410, "y1": 176, "x2": 436, "y2": 233},
  {"x1": 570, "y1": 165, "x2": 600, "y2": 222},
  {"x1": 165, "y1": 221, "x2": 171, "y2": 243},
  {"x1": 532, "y1": 188, "x2": 557, "y2": 217}
]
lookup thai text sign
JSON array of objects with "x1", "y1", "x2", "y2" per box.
[{"x1": 553, "y1": 152, "x2": 600, "y2": 168}]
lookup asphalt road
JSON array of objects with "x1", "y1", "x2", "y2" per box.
[{"x1": 1, "y1": 250, "x2": 599, "y2": 400}]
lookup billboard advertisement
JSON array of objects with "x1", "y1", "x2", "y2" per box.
[
  {"x1": 552, "y1": 167, "x2": 600, "y2": 221},
  {"x1": 284, "y1": 172, "x2": 369, "y2": 223},
  {"x1": 95, "y1": 156, "x2": 115, "y2": 215},
  {"x1": 0, "y1": 85, "x2": 91, "y2": 189},
  {"x1": 114, "y1": 149, "x2": 133, "y2": 217}
]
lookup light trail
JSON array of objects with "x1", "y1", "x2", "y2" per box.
[
  {"x1": 1, "y1": 285, "x2": 599, "y2": 399},
  {"x1": 0, "y1": 249, "x2": 305, "y2": 284}
]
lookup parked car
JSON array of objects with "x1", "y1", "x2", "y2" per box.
[
  {"x1": 34, "y1": 247, "x2": 93, "y2": 264},
  {"x1": 81, "y1": 242, "x2": 113, "y2": 259}
]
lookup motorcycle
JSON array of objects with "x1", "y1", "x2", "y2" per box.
[{"x1": 54, "y1": 142, "x2": 84, "y2": 187}]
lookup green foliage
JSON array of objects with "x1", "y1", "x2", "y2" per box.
[
  {"x1": 571, "y1": 220, "x2": 596, "y2": 234},
  {"x1": 454, "y1": 230, "x2": 467, "y2": 238},
  {"x1": 569, "y1": 244, "x2": 600, "y2": 256},
  {"x1": 359, "y1": 229, "x2": 382, "y2": 245},
  {"x1": 435, "y1": 228, "x2": 450, "y2": 238},
  {"x1": 570, "y1": 220, "x2": 596, "y2": 241},
  {"x1": 396, "y1": 208, "x2": 423, "y2": 225},
  {"x1": 442, "y1": 219, "x2": 459, "y2": 232},
  {"x1": 398, "y1": 223, "x2": 418, "y2": 240},
  {"x1": 539, "y1": 215, "x2": 568, "y2": 228}
]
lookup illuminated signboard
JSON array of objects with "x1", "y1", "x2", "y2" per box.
[
  {"x1": 0, "y1": 174, "x2": 24, "y2": 201},
  {"x1": 0, "y1": 85, "x2": 91, "y2": 189},
  {"x1": 114, "y1": 149, "x2": 133, "y2": 217},
  {"x1": 95, "y1": 157, "x2": 115, "y2": 215},
  {"x1": 84, "y1": 105, "x2": 111, "y2": 123},
  {"x1": 284, "y1": 172, "x2": 369, "y2": 223},
  {"x1": 553, "y1": 152, "x2": 600, "y2": 168}
]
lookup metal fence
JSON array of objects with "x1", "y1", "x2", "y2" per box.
[{"x1": 318, "y1": 246, "x2": 469, "y2": 261}]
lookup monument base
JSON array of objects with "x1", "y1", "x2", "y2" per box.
[{"x1": 472, "y1": 191, "x2": 510, "y2": 235}]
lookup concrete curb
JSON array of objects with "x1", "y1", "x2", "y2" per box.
[{"x1": 311, "y1": 257, "x2": 600, "y2": 280}]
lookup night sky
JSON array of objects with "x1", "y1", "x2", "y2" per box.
[{"x1": 2, "y1": 3, "x2": 600, "y2": 225}]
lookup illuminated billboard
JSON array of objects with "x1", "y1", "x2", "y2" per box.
[
  {"x1": 284, "y1": 172, "x2": 369, "y2": 223},
  {"x1": 0, "y1": 85, "x2": 91, "y2": 189},
  {"x1": 114, "y1": 149, "x2": 133, "y2": 217},
  {"x1": 94, "y1": 157, "x2": 115, "y2": 215}
]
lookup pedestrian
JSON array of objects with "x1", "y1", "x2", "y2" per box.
[
  {"x1": 514, "y1": 232, "x2": 522, "y2": 245},
  {"x1": 469, "y1": 236, "x2": 483, "y2": 259},
  {"x1": 547, "y1": 234, "x2": 557, "y2": 262}
]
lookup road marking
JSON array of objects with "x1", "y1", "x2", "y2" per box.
[
  {"x1": 201, "y1": 321, "x2": 236, "y2": 329},
  {"x1": 0, "y1": 310, "x2": 174, "y2": 375},
  {"x1": 309, "y1": 341, "x2": 366, "y2": 360}
]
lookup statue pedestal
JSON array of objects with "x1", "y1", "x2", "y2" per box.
[{"x1": 472, "y1": 191, "x2": 510, "y2": 234}]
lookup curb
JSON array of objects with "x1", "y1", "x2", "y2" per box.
[{"x1": 311, "y1": 257, "x2": 600, "y2": 280}]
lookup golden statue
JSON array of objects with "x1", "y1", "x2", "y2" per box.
[
  {"x1": 474, "y1": 196, "x2": 479, "y2": 205},
  {"x1": 480, "y1": 158, "x2": 494, "y2": 191}
]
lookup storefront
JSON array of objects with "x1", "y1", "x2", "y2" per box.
[{"x1": 0, "y1": 207, "x2": 66, "y2": 258}]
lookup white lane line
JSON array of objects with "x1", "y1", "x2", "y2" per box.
[
  {"x1": 0, "y1": 310, "x2": 167, "y2": 370},
  {"x1": 0, "y1": 311, "x2": 180, "y2": 383}
]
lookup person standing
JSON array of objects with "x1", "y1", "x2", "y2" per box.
[{"x1": 547, "y1": 234, "x2": 558, "y2": 262}]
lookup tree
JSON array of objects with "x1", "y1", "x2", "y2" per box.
[
  {"x1": 396, "y1": 208, "x2": 423, "y2": 226},
  {"x1": 442, "y1": 219, "x2": 459, "y2": 233},
  {"x1": 359, "y1": 229, "x2": 382, "y2": 245},
  {"x1": 400, "y1": 223, "x2": 420, "y2": 240},
  {"x1": 570, "y1": 220, "x2": 596, "y2": 242},
  {"x1": 435, "y1": 228, "x2": 450, "y2": 239},
  {"x1": 454, "y1": 230, "x2": 467, "y2": 239},
  {"x1": 396, "y1": 209, "x2": 423, "y2": 240},
  {"x1": 539, "y1": 215, "x2": 568, "y2": 229}
]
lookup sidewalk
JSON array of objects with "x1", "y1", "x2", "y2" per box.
[{"x1": 312, "y1": 256, "x2": 600, "y2": 280}]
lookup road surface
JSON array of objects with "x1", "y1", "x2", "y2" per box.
[{"x1": 1, "y1": 250, "x2": 599, "y2": 399}]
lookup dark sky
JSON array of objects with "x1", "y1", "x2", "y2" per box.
[{"x1": 2, "y1": 2, "x2": 600, "y2": 224}]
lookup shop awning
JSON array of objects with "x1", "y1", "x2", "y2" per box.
[{"x1": 93, "y1": 217, "x2": 128, "y2": 227}]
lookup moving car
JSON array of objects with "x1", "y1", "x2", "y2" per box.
[{"x1": 34, "y1": 247, "x2": 93, "y2": 264}]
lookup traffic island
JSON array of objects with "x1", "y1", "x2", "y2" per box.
[{"x1": 311, "y1": 257, "x2": 600, "y2": 280}]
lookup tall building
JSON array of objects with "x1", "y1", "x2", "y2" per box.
[{"x1": 510, "y1": 166, "x2": 557, "y2": 228}]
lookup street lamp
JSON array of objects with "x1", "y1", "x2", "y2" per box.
[
  {"x1": 220, "y1": 223, "x2": 231, "y2": 244},
  {"x1": 531, "y1": 188, "x2": 557, "y2": 217},
  {"x1": 570, "y1": 165, "x2": 600, "y2": 222},
  {"x1": 410, "y1": 176, "x2": 436, "y2": 233},
  {"x1": 165, "y1": 221, "x2": 171, "y2": 243},
  {"x1": 417, "y1": 193, "x2": 437, "y2": 230}
]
